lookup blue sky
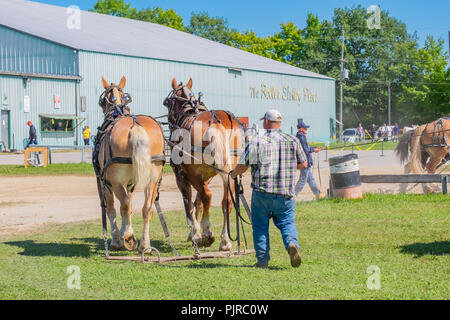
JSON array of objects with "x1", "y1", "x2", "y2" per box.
[{"x1": 35, "y1": 0, "x2": 449, "y2": 49}]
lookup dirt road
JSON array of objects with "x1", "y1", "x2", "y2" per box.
[{"x1": 0, "y1": 150, "x2": 434, "y2": 238}]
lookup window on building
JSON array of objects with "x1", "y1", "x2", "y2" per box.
[{"x1": 40, "y1": 115, "x2": 75, "y2": 133}]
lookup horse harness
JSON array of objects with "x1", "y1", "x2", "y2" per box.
[
  {"x1": 93, "y1": 89, "x2": 167, "y2": 257},
  {"x1": 420, "y1": 117, "x2": 450, "y2": 150},
  {"x1": 163, "y1": 85, "x2": 251, "y2": 254},
  {"x1": 164, "y1": 85, "x2": 245, "y2": 158}
]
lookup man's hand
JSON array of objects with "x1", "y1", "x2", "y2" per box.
[
  {"x1": 297, "y1": 161, "x2": 307, "y2": 170},
  {"x1": 314, "y1": 147, "x2": 323, "y2": 153},
  {"x1": 230, "y1": 164, "x2": 249, "y2": 179}
]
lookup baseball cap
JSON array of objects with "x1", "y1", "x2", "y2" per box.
[
  {"x1": 27, "y1": 121, "x2": 32, "y2": 125},
  {"x1": 297, "y1": 121, "x2": 310, "y2": 129},
  {"x1": 259, "y1": 109, "x2": 282, "y2": 122}
]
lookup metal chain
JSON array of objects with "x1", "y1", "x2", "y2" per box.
[{"x1": 188, "y1": 224, "x2": 200, "y2": 259}]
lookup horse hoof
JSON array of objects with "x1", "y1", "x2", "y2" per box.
[
  {"x1": 202, "y1": 235, "x2": 215, "y2": 248},
  {"x1": 219, "y1": 242, "x2": 232, "y2": 252},
  {"x1": 110, "y1": 242, "x2": 123, "y2": 251},
  {"x1": 123, "y1": 235, "x2": 138, "y2": 251}
]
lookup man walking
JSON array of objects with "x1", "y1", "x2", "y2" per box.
[
  {"x1": 294, "y1": 121, "x2": 325, "y2": 200},
  {"x1": 230, "y1": 109, "x2": 307, "y2": 269},
  {"x1": 26, "y1": 121, "x2": 38, "y2": 148}
]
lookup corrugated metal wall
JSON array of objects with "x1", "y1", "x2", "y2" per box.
[
  {"x1": 0, "y1": 26, "x2": 78, "y2": 76},
  {"x1": 0, "y1": 75, "x2": 77, "y2": 149},
  {"x1": 79, "y1": 51, "x2": 335, "y2": 143}
]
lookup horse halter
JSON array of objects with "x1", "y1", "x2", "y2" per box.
[
  {"x1": 99, "y1": 85, "x2": 132, "y2": 116},
  {"x1": 163, "y1": 83, "x2": 204, "y2": 114}
]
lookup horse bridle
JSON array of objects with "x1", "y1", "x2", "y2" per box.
[
  {"x1": 99, "y1": 85, "x2": 133, "y2": 116},
  {"x1": 163, "y1": 84, "x2": 204, "y2": 116}
]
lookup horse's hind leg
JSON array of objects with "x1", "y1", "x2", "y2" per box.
[
  {"x1": 139, "y1": 181, "x2": 158, "y2": 253},
  {"x1": 193, "y1": 182, "x2": 214, "y2": 247},
  {"x1": 424, "y1": 150, "x2": 447, "y2": 193},
  {"x1": 105, "y1": 189, "x2": 122, "y2": 250},
  {"x1": 113, "y1": 184, "x2": 137, "y2": 251},
  {"x1": 175, "y1": 174, "x2": 200, "y2": 245}
]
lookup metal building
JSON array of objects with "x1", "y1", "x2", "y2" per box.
[{"x1": 0, "y1": 0, "x2": 335, "y2": 151}]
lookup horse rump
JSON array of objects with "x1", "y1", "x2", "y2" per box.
[{"x1": 129, "y1": 124, "x2": 158, "y2": 189}]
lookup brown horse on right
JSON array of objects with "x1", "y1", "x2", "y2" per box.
[
  {"x1": 395, "y1": 117, "x2": 450, "y2": 192},
  {"x1": 164, "y1": 78, "x2": 245, "y2": 251}
]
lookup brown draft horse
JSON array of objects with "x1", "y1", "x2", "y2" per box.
[
  {"x1": 96, "y1": 76, "x2": 165, "y2": 252},
  {"x1": 395, "y1": 117, "x2": 450, "y2": 192},
  {"x1": 164, "y1": 78, "x2": 244, "y2": 251}
]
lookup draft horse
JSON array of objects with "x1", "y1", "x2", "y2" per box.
[
  {"x1": 164, "y1": 78, "x2": 244, "y2": 251},
  {"x1": 93, "y1": 76, "x2": 165, "y2": 253},
  {"x1": 395, "y1": 117, "x2": 450, "y2": 192}
]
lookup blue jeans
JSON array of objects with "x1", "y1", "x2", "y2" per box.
[
  {"x1": 26, "y1": 139, "x2": 38, "y2": 148},
  {"x1": 251, "y1": 190, "x2": 299, "y2": 265},
  {"x1": 295, "y1": 167, "x2": 320, "y2": 196}
]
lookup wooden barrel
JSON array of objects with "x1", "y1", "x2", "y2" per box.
[{"x1": 328, "y1": 154, "x2": 362, "y2": 199}]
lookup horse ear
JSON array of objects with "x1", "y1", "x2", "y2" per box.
[
  {"x1": 118, "y1": 76, "x2": 126, "y2": 89},
  {"x1": 187, "y1": 78, "x2": 193, "y2": 89},
  {"x1": 171, "y1": 78, "x2": 178, "y2": 90},
  {"x1": 102, "y1": 77, "x2": 110, "y2": 90}
]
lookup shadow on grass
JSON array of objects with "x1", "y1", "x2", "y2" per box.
[
  {"x1": 72, "y1": 237, "x2": 193, "y2": 255},
  {"x1": 4, "y1": 240, "x2": 92, "y2": 257},
  {"x1": 398, "y1": 241, "x2": 450, "y2": 257}
]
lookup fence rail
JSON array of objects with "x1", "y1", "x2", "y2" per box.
[{"x1": 359, "y1": 174, "x2": 449, "y2": 194}]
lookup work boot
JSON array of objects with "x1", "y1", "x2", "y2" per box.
[
  {"x1": 254, "y1": 262, "x2": 268, "y2": 269},
  {"x1": 288, "y1": 244, "x2": 301, "y2": 268}
]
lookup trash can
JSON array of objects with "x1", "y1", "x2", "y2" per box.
[{"x1": 328, "y1": 154, "x2": 363, "y2": 199}]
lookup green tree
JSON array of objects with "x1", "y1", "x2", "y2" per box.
[
  {"x1": 91, "y1": 0, "x2": 184, "y2": 30},
  {"x1": 186, "y1": 12, "x2": 235, "y2": 44},
  {"x1": 90, "y1": 0, "x2": 136, "y2": 17},
  {"x1": 131, "y1": 7, "x2": 184, "y2": 31}
]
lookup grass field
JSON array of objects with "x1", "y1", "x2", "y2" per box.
[
  {"x1": 0, "y1": 193, "x2": 448, "y2": 300},
  {"x1": 0, "y1": 163, "x2": 173, "y2": 176},
  {"x1": 311, "y1": 140, "x2": 399, "y2": 151}
]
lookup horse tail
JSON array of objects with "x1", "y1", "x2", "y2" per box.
[
  {"x1": 129, "y1": 124, "x2": 157, "y2": 189},
  {"x1": 204, "y1": 124, "x2": 231, "y2": 171},
  {"x1": 395, "y1": 129, "x2": 415, "y2": 164},
  {"x1": 409, "y1": 126, "x2": 424, "y2": 174}
]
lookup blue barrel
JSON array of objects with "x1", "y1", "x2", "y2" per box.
[{"x1": 328, "y1": 154, "x2": 362, "y2": 199}]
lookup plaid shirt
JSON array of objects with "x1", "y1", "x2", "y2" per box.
[{"x1": 239, "y1": 129, "x2": 307, "y2": 197}]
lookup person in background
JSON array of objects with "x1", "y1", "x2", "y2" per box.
[
  {"x1": 83, "y1": 126, "x2": 91, "y2": 146},
  {"x1": 357, "y1": 123, "x2": 364, "y2": 141},
  {"x1": 230, "y1": 109, "x2": 307, "y2": 269},
  {"x1": 370, "y1": 124, "x2": 377, "y2": 141},
  {"x1": 386, "y1": 124, "x2": 393, "y2": 141},
  {"x1": 26, "y1": 121, "x2": 38, "y2": 148},
  {"x1": 294, "y1": 121, "x2": 325, "y2": 200},
  {"x1": 393, "y1": 123, "x2": 400, "y2": 142},
  {"x1": 380, "y1": 123, "x2": 387, "y2": 140}
]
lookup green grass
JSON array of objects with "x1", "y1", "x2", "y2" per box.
[
  {"x1": 0, "y1": 193, "x2": 448, "y2": 300},
  {"x1": 310, "y1": 141, "x2": 399, "y2": 151},
  {"x1": 0, "y1": 163, "x2": 173, "y2": 176}
]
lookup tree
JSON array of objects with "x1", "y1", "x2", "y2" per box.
[
  {"x1": 91, "y1": 0, "x2": 184, "y2": 31},
  {"x1": 131, "y1": 7, "x2": 184, "y2": 31},
  {"x1": 186, "y1": 12, "x2": 235, "y2": 44},
  {"x1": 90, "y1": 0, "x2": 136, "y2": 17}
]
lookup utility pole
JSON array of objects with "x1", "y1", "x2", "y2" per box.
[
  {"x1": 387, "y1": 80, "x2": 391, "y2": 126},
  {"x1": 339, "y1": 28, "x2": 345, "y2": 135}
]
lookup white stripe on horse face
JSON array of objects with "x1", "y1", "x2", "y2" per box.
[
  {"x1": 182, "y1": 86, "x2": 195, "y2": 103},
  {"x1": 112, "y1": 87, "x2": 122, "y2": 105}
]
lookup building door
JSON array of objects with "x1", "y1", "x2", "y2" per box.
[{"x1": 1, "y1": 110, "x2": 10, "y2": 150}]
